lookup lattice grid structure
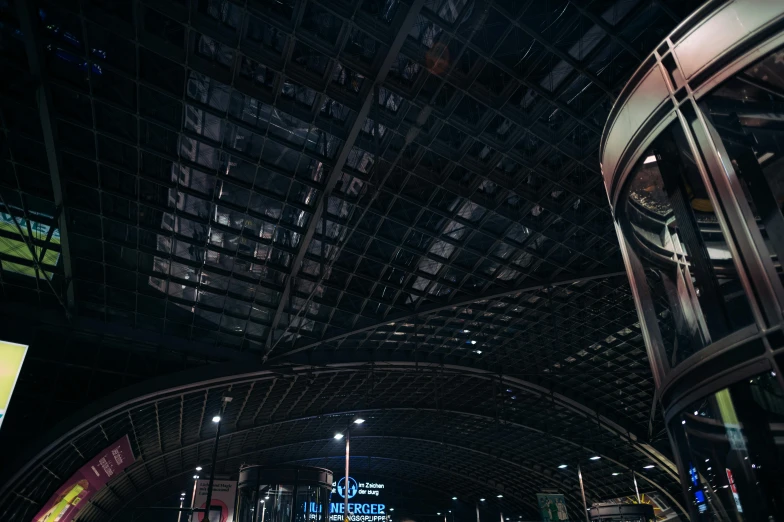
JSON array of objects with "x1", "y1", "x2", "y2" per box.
[{"x1": 0, "y1": 0, "x2": 708, "y2": 520}]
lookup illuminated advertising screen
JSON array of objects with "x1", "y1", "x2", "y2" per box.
[
  {"x1": 0, "y1": 340, "x2": 28, "y2": 431},
  {"x1": 32, "y1": 436, "x2": 135, "y2": 522}
]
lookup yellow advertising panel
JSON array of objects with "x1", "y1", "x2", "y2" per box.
[{"x1": 0, "y1": 340, "x2": 28, "y2": 430}]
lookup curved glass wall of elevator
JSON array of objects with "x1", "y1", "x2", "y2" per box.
[{"x1": 601, "y1": 0, "x2": 784, "y2": 519}]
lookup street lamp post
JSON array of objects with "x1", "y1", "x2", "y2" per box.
[
  {"x1": 204, "y1": 396, "x2": 231, "y2": 522},
  {"x1": 335, "y1": 417, "x2": 365, "y2": 522},
  {"x1": 344, "y1": 427, "x2": 350, "y2": 522}
]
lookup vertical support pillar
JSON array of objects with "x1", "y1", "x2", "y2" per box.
[{"x1": 577, "y1": 464, "x2": 590, "y2": 522}]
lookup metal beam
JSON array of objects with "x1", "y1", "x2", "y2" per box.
[
  {"x1": 268, "y1": 267, "x2": 624, "y2": 361},
  {"x1": 265, "y1": 0, "x2": 427, "y2": 358},
  {"x1": 16, "y1": 0, "x2": 75, "y2": 317}
]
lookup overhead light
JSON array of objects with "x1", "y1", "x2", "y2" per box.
[
  {"x1": 558, "y1": 464, "x2": 568, "y2": 469},
  {"x1": 589, "y1": 456, "x2": 601, "y2": 460},
  {"x1": 480, "y1": 498, "x2": 486, "y2": 502},
  {"x1": 390, "y1": 509, "x2": 395, "y2": 512},
  {"x1": 437, "y1": 513, "x2": 441, "y2": 516},
  {"x1": 181, "y1": 492, "x2": 186, "y2": 496},
  {"x1": 474, "y1": 350, "x2": 482, "y2": 354},
  {"x1": 448, "y1": 511, "x2": 452, "y2": 513},
  {"x1": 265, "y1": 496, "x2": 269, "y2": 500},
  {"x1": 643, "y1": 465, "x2": 655, "y2": 469},
  {"x1": 497, "y1": 494, "x2": 503, "y2": 498},
  {"x1": 334, "y1": 433, "x2": 344, "y2": 440},
  {"x1": 452, "y1": 497, "x2": 457, "y2": 500},
  {"x1": 682, "y1": 420, "x2": 686, "y2": 425},
  {"x1": 707, "y1": 467, "x2": 712, "y2": 471},
  {"x1": 705, "y1": 459, "x2": 710, "y2": 462},
  {"x1": 643, "y1": 155, "x2": 657, "y2": 164},
  {"x1": 612, "y1": 473, "x2": 620, "y2": 476},
  {"x1": 463, "y1": 329, "x2": 470, "y2": 333},
  {"x1": 354, "y1": 418, "x2": 365, "y2": 424},
  {"x1": 195, "y1": 466, "x2": 202, "y2": 471},
  {"x1": 693, "y1": 410, "x2": 699, "y2": 415},
  {"x1": 212, "y1": 415, "x2": 221, "y2": 423},
  {"x1": 193, "y1": 475, "x2": 200, "y2": 479},
  {"x1": 470, "y1": 340, "x2": 477, "y2": 345}
]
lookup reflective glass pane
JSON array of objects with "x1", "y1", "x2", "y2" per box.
[
  {"x1": 623, "y1": 122, "x2": 753, "y2": 367},
  {"x1": 672, "y1": 370, "x2": 784, "y2": 520},
  {"x1": 699, "y1": 44, "x2": 784, "y2": 289}
]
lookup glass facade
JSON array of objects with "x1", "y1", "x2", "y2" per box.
[
  {"x1": 621, "y1": 121, "x2": 755, "y2": 368},
  {"x1": 601, "y1": 2, "x2": 784, "y2": 520},
  {"x1": 236, "y1": 466, "x2": 332, "y2": 522},
  {"x1": 672, "y1": 371, "x2": 784, "y2": 519}
]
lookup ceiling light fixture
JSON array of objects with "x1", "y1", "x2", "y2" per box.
[
  {"x1": 479, "y1": 498, "x2": 486, "y2": 502},
  {"x1": 612, "y1": 473, "x2": 620, "y2": 476},
  {"x1": 558, "y1": 464, "x2": 568, "y2": 469},
  {"x1": 212, "y1": 415, "x2": 221, "y2": 423},
  {"x1": 589, "y1": 456, "x2": 601, "y2": 460},
  {"x1": 193, "y1": 475, "x2": 200, "y2": 479},
  {"x1": 497, "y1": 494, "x2": 503, "y2": 498},
  {"x1": 354, "y1": 418, "x2": 365, "y2": 424},
  {"x1": 643, "y1": 465, "x2": 655, "y2": 469},
  {"x1": 452, "y1": 497, "x2": 457, "y2": 500},
  {"x1": 334, "y1": 433, "x2": 344, "y2": 440},
  {"x1": 195, "y1": 466, "x2": 202, "y2": 471}
]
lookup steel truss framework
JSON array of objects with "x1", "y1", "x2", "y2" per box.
[
  {"x1": 0, "y1": 0, "x2": 707, "y2": 520},
  {"x1": 0, "y1": 364, "x2": 686, "y2": 522}
]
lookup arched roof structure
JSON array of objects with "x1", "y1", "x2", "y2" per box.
[{"x1": 0, "y1": 0, "x2": 709, "y2": 519}]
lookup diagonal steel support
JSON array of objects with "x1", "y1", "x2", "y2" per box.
[
  {"x1": 16, "y1": 0, "x2": 76, "y2": 317},
  {"x1": 265, "y1": 0, "x2": 427, "y2": 357}
]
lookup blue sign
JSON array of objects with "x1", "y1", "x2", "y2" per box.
[
  {"x1": 337, "y1": 477, "x2": 358, "y2": 499},
  {"x1": 327, "y1": 477, "x2": 386, "y2": 522}
]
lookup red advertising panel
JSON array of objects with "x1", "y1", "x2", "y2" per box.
[{"x1": 33, "y1": 435, "x2": 135, "y2": 522}]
